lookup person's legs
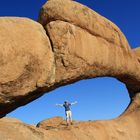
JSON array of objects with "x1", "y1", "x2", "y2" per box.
[
  {"x1": 69, "y1": 111, "x2": 73, "y2": 125},
  {"x1": 65, "y1": 111, "x2": 69, "y2": 126}
]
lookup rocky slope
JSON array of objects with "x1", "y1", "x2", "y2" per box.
[
  {"x1": 0, "y1": 0, "x2": 140, "y2": 139},
  {"x1": 0, "y1": 117, "x2": 46, "y2": 140},
  {"x1": 1, "y1": 109, "x2": 140, "y2": 140}
]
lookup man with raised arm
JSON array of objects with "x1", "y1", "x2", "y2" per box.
[{"x1": 56, "y1": 100, "x2": 77, "y2": 126}]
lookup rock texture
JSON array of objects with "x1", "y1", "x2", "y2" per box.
[
  {"x1": 0, "y1": 17, "x2": 55, "y2": 117},
  {"x1": 36, "y1": 113, "x2": 140, "y2": 140},
  {"x1": 39, "y1": 0, "x2": 140, "y2": 95},
  {"x1": 0, "y1": 0, "x2": 139, "y2": 117},
  {"x1": 40, "y1": 0, "x2": 140, "y2": 102},
  {"x1": 1, "y1": 113, "x2": 140, "y2": 140},
  {"x1": 0, "y1": 117, "x2": 46, "y2": 140},
  {"x1": 46, "y1": 20, "x2": 140, "y2": 94},
  {"x1": 133, "y1": 47, "x2": 140, "y2": 62},
  {"x1": 39, "y1": 0, "x2": 131, "y2": 51},
  {"x1": 36, "y1": 116, "x2": 64, "y2": 129},
  {"x1": 0, "y1": 0, "x2": 140, "y2": 139}
]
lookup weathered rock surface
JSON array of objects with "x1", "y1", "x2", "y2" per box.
[
  {"x1": 39, "y1": 0, "x2": 130, "y2": 51},
  {"x1": 46, "y1": 20, "x2": 140, "y2": 94},
  {"x1": 36, "y1": 116, "x2": 64, "y2": 129},
  {"x1": 133, "y1": 47, "x2": 140, "y2": 62},
  {"x1": 1, "y1": 111, "x2": 140, "y2": 140},
  {"x1": 39, "y1": 0, "x2": 140, "y2": 96},
  {"x1": 0, "y1": 0, "x2": 139, "y2": 118},
  {"x1": 36, "y1": 111, "x2": 140, "y2": 140},
  {"x1": 0, "y1": 17, "x2": 55, "y2": 117},
  {"x1": 0, "y1": 0, "x2": 140, "y2": 139},
  {"x1": 0, "y1": 117, "x2": 46, "y2": 140}
]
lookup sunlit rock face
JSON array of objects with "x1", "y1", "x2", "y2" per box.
[
  {"x1": 0, "y1": 117, "x2": 46, "y2": 140},
  {"x1": 1, "y1": 112, "x2": 140, "y2": 140},
  {"x1": 39, "y1": 0, "x2": 140, "y2": 94},
  {"x1": 0, "y1": 17, "x2": 55, "y2": 117},
  {"x1": 133, "y1": 47, "x2": 140, "y2": 62},
  {"x1": 0, "y1": 0, "x2": 140, "y2": 139}
]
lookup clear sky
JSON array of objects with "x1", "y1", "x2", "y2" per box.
[{"x1": 0, "y1": 0, "x2": 139, "y2": 124}]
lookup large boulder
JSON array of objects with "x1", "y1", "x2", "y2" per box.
[
  {"x1": 36, "y1": 116, "x2": 65, "y2": 129},
  {"x1": 0, "y1": 17, "x2": 55, "y2": 117},
  {"x1": 39, "y1": 0, "x2": 130, "y2": 51}
]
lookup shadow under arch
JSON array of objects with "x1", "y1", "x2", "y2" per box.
[{"x1": 7, "y1": 77, "x2": 130, "y2": 124}]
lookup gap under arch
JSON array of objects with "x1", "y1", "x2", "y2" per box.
[{"x1": 7, "y1": 77, "x2": 130, "y2": 124}]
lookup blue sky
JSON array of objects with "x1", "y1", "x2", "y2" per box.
[{"x1": 0, "y1": 0, "x2": 139, "y2": 124}]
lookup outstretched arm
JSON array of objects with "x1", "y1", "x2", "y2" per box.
[
  {"x1": 71, "y1": 101, "x2": 78, "y2": 105},
  {"x1": 56, "y1": 104, "x2": 63, "y2": 107}
]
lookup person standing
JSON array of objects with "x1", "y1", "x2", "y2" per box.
[{"x1": 56, "y1": 100, "x2": 77, "y2": 126}]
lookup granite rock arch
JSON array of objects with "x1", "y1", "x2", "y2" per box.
[{"x1": 0, "y1": 1, "x2": 140, "y2": 139}]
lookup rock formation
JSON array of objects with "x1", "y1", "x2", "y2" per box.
[
  {"x1": 134, "y1": 47, "x2": 140, "y2": 62},
  {"x1": 0, "y1": 0, "x2": 140, "y2": 139},
  {"x1": 0, "y1": 117, "x2": 46, "y2": 140},
  {"x1": 1, "y1": 114, "x2": 140, "y2": 140},
  {"x1": 0, "y1": 17, "x2": 55, "y2": 117},
  {"x1": 36, "y1": 114, "x2": 140, "y2": 140},
  {"x1": 36, "y1": 116, "x2": 64, "y2": 129}
]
